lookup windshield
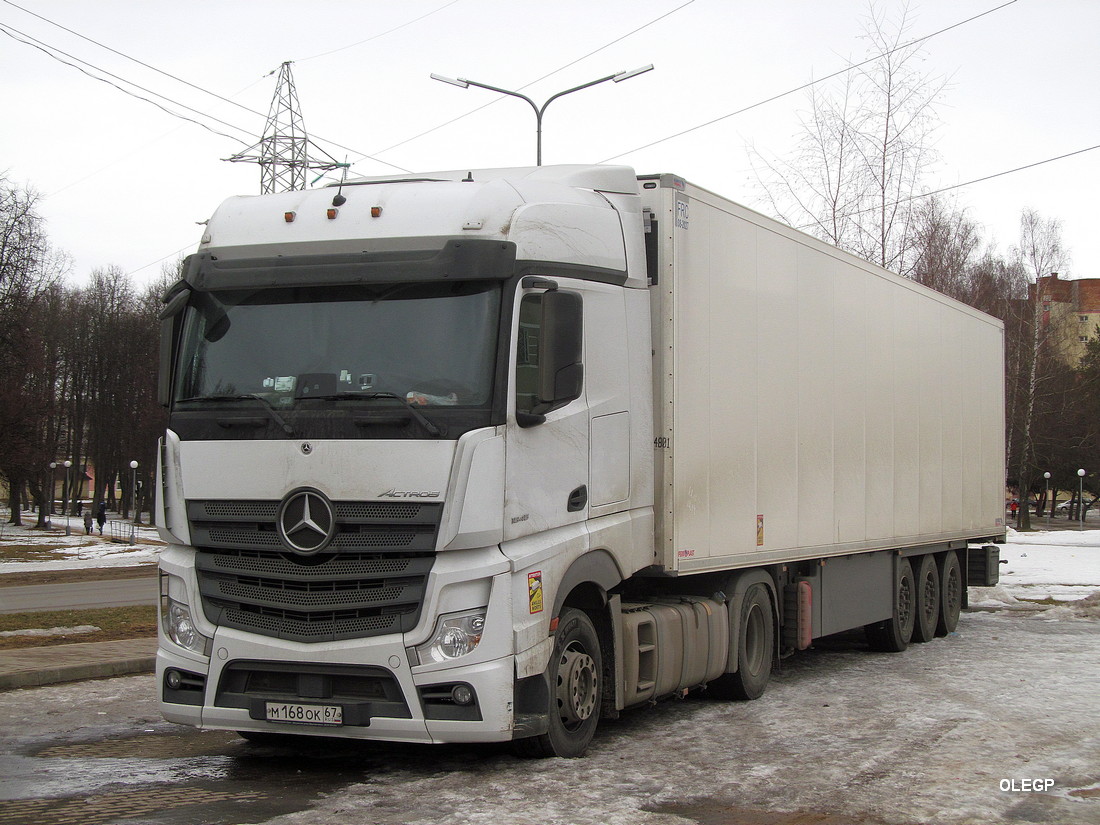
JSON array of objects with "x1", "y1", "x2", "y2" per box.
[{"x1": 172, "y1": 281, "x2": 502, "y2": 438}]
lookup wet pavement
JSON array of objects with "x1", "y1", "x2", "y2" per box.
[
  {"x1": 0, "y1": 724, "x2": 354, "y2": 825},
  {"x1": 0, "y1": 699, "x2": 510, "y2": 825}
]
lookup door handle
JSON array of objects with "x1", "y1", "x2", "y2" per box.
[{"x1": 567, "y1": 485, "x2": 588, "y2": 512}]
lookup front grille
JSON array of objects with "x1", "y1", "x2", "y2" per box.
[{"x1": 189, "y1": 498, "x2": 441, "y2": 643}]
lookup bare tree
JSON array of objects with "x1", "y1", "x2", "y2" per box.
[
  {"x1": 1009, "y1": 209, "x2": 1069, "y2": 530},
  {"x1": 752, "y1": 2, "x2": 946, "y2": 275},
  {"x1": 0, "y1": 176, "x2": 69, "y2": 525}
]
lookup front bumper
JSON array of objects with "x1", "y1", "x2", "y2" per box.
[{"x1": 157, "y1": 629, "x2": 517, "y2": 744}]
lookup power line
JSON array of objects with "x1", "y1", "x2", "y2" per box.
[
  {"x1": 0, "y1": 23, "x2": 256, "y2": 145},
  {"x1": 796, "y1": 143, "x2": 1100, "y2": 230},
  {"x1": 295, "y1": 0, "x2": 464, "y2": 63},
  {"x1": 0, "y1": 0, "x2": 410, "y2": 173},
  {"x1": 599, "y1": 0, "x2": 1019, "y2": 162},
  {"x1": 1, "y1": 0, "x2": 265, "y2": 121}
]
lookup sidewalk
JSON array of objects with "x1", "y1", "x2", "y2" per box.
[{"x1": 0, "y1": 637, "x2": 156, "y2": 691}]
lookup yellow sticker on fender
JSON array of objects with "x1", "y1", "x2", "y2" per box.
[{"x1": 528, "y1": 571, "x2": 544, "y2": 614}]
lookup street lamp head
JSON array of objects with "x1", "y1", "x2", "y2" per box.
[
  {"x1": 50, "y1": 462, "x2": 57, "y2": 470},
  {"x1": 1079, "y1": 469, "x2": 1087, "y2": 477},
  {"x1": 63, "y1": 460, "x2": 72, "y2": 469},
  {"x1": 613, "y1": 64, "x2": 655, "y2": 83},
  {"x1": 430, "y1": 73, "x2": 469, "y2": 89},
  {"x1": 130, "y1": 460, "x2": 139, "y2": 470},
  {"x1": 1044, "y1": 472, "x2": 1052, "y2": 479}
]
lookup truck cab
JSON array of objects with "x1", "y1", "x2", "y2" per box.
[{"x1": 156, "y1": 165, "x2": 654, "y2": 756}]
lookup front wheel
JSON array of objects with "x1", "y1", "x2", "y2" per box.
[{"x1": 515, "y1": 607, "x2": 602, "y2": 759}]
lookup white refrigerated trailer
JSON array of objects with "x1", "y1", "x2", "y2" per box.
[{"x1": 156, "y1": 165, "x2": 1005, "y2": 757}]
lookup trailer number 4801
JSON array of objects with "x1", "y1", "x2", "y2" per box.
[{"x1": 654, "y1": 437, "x2": 671, "y2": 449}]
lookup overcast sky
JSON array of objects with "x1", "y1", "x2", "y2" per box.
[{"x1": 1, "y1": 0, "x2": 1097, "y2": 289}]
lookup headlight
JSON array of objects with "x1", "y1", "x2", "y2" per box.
[
  {"x1": 414, "y1": 610, "x2": 486, "y2": 665},
  {"x1": 159, "y1": 573, "x2": 212, "y2": 656}
]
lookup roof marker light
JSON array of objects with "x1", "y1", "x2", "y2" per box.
[
  {"x1": 284, "y1": 211, "x2": 296, "y2": 223},
  {"x1": 371, "y1": 207, "x2": 383, "y2": 218},
  {"x1": 327, "y1": 208, "x2": 338, "y2": 220}
]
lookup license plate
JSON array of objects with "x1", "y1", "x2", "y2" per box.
[{"x1": 265, "y1": 702, "x2": 343, "y2": 726}]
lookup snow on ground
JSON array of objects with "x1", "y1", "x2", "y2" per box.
[
  {"x1": 970, "y1": 527, "x2": 1100, "y2": 613},
  {"x1": 0, "y1": 625, "x2": 100, "y2": 637},
  {"x1": 0, "y1": 510, "x2": 163, "y2": 572}
]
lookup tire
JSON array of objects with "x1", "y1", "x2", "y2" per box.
[
  {"x1": 865, "y1": 557, "x2": 915, "y2": 652},
  {"x1": 936, "y1": 550, "x2": 963, "y2": 636},
  {"x1": 514, "y1": 607, "x2": 602, "y2": 759},
  {"x1": 710, "y1": 583, "x2": 774, "y2": 700},
  {"x1": 911, "y1": 554, "x2": 940, "y2": 643}
]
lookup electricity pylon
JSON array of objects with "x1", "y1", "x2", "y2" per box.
[{"x1": 225, "y1": 61, "x2": 342, "y2": 193}]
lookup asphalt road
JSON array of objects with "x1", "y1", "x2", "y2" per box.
[{"x1": 0, "y1": 577, "x2": 157, "y2": 614}]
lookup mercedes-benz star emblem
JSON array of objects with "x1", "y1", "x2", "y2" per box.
[{"x1": 277, "y1": 488, "x2": 336, "y2": 555}]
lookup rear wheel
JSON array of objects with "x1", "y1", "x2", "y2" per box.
[
  {"x1": 710, "y1": 583, "x2": 774, "y2": 700},
  {"x1": 936, "y1": 550, "x2": 963, "y2": 636},
  {"x1": 865, "y1": 557, "x2": 915, "y2": 652},
  {"x1": 912, "y1": 554, "x2": 940, "y2": 643},
  {"x1": 514, "y1": 607, "x2": 602, "y2": 759}
]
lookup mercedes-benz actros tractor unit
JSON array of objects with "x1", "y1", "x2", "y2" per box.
[{"x1": 156, "y1": 165, "x2": 1004, "y2": 757}]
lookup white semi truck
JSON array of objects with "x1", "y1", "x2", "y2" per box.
[{"x1": 156, "y1": 165, "x2": 1005, "y2": 757}]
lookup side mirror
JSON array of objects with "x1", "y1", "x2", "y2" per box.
[{"x1": 519, "y1": 289, "x2": 583, "y2": 427}]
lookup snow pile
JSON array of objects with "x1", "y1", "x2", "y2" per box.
[
  {"x1": 0, "y1": 625, "x2": 101, "y2": 637},
  {"x1": 1038, "y1": 590, "x2": 1100, "y2": 621}
]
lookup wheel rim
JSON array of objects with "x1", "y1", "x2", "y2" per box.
[
  {"x1": 556, "y1": 642, "x2": 598, "y2": 730},
  {"x1": 922, "y1": 569, "x2": 938, "y2": 623},
  {"x1": 898, "y1": 575, "x2": 913, "y2": 626},
  {"x1": 945, "y1": 565, "x2": 961, "y2": 612}
]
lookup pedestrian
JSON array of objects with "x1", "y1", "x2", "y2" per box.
[
  {"x1": 96, "y1": 501, "x2": 107, "y2": 535},
  {"x1": 1010, "y1": 499, "x2": 1019, "y2": 522},
  {"x1": 83, "y1": 510, "x2": 94, "y2": 535}
]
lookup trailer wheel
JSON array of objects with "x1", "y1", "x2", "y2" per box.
[
  {"x1": 515, "y1": 607, "x2": 602, "y2": 759},
  {"x1": 865, "y1": 557, "x2": 915, "y2": 652},
  {"x1": 710, "y1": 583, "x2": 774, "y2": 700},
  {"x1": 936, "y1": 550, "x2": 962, "y2": 636},
  {"x1": 911, "y1": 554, "x2": 940, "y2": 643}
]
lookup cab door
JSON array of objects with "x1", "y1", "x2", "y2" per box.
[{"x1": 504, "y1": 278, "x2": 589, "y2": 541}]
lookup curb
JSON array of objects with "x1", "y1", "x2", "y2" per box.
[{"x1": 0, "y1": 638, "x2": 157, "y2": 691}]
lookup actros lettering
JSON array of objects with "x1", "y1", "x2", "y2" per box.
[{"x1": 379, "y1": 489, "x2": 441, "y2": 498}]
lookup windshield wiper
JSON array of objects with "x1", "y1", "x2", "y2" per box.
[
  {"x1": 308, "y1": 392, "x2": 443, "y2": 437},
  {"x1": 176, "y1": 394, "x2": 295, "y2": 436}
]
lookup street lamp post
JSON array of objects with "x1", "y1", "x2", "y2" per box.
[
  {"x1": 1044, "y1": 471, "x2": 1052, "y2": 526},
  {"x1": 431, "y1": 65, "x2": 654, "y2": 166},
  {"x1": 1078, "y1": 469, "x2": 1087, "y2": 529},
  {"x1": 48, "y1": 462, "x2": 57, "y2": 524},
  {"x1": 130, "y1": 460, "x2": 140, "y2": 524},
  {"x1": 62, "y1": 459, "x2": 72, "y2": 536}
]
